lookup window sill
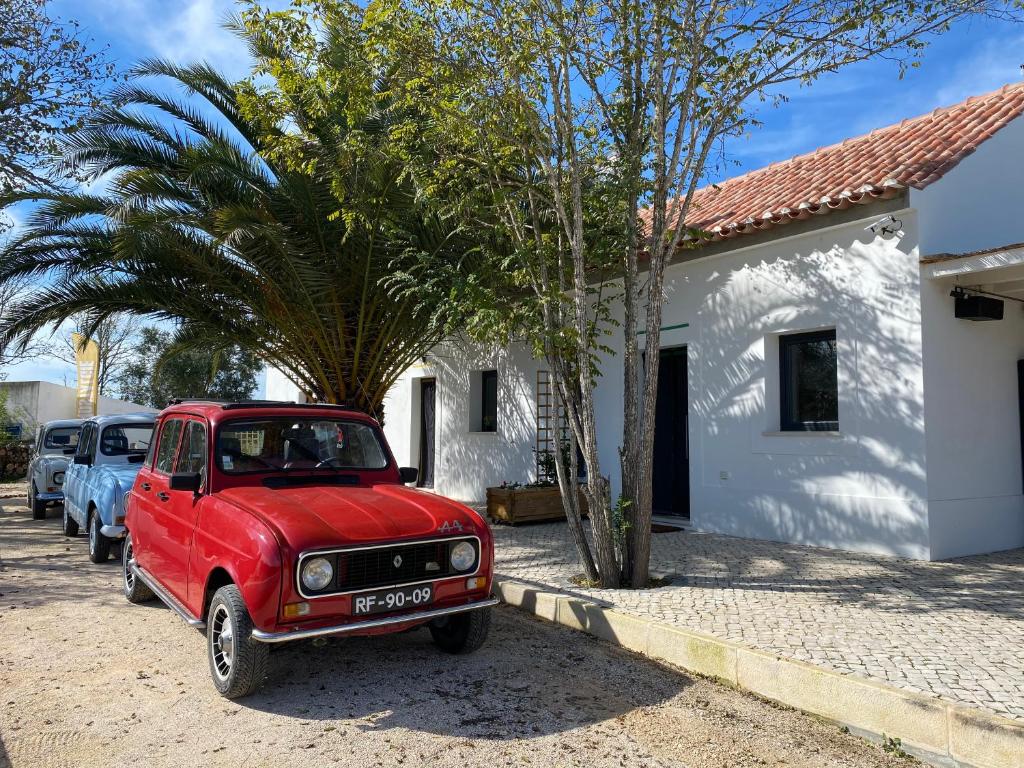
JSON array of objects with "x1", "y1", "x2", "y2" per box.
[
  {"x1": 761, "y1": 430, "x2": 841, "y2": 437},
  {"x1": 468, "y1": 430, "x2": 500, "y2": 436}
]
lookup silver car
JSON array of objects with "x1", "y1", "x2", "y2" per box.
[{"x1": 27, "y1": 419, "x2": 84, "y2": 520}]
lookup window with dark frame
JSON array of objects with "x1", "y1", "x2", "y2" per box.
[
  {"x1": 480, "y1": 369, "x2": 498, "y2": 432},
  {"x1": 780, "y1": 329, "x2": 839, "y2": 431}
]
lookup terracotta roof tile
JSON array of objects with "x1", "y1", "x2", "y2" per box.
[{"x1": 649, "y1": 83, "x2": 1024, "y2": 243}]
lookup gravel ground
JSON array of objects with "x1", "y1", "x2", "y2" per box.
[
  {"x1": 0, "y1": 482, "x2": 26, "y2": 500},
  {"x1": 0, "y1": 498, "x2": 915, "y2": 768}
]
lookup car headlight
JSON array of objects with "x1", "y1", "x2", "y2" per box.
[
  {"x1": 52, "y1": 471, "x2": 65, "y2": 485},
  {"x1": 449, "y1": 541, "x2": 476, "y2": 572},
  {"x1": 301, "y1": 557, "x2": 334, "y2": 592}
]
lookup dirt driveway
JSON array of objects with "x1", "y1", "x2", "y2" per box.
[{"x1": 0, "y1": 498, "x2": 913, "y2": 768}]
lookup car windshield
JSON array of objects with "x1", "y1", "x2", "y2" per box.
[
  {"x1": 44, "y1": 427, "x2": 80, "y2": 450},
  {"x1": 100, "y1": 424, "x2": 153, "y2": 456},
  {"x1": 217, "y1": 418, "x2": 389, "y2": 473}
]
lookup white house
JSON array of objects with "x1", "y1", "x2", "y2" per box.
[{"x1": 277, "y1": 83, "x2": 1024, "y2": 561}]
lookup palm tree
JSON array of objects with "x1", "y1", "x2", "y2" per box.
[{"x1": 0, "y1": 46, "x2": 472, "y2": 416}]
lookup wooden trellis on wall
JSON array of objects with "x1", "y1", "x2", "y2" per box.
[{"x1": 535, "y1": 370, "x2": 569, "y2": 481}]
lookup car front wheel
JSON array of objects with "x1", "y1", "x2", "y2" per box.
[
  {"x1": 207, "y1": 585, "x2": 269, "y2": 699},
  {"x1": 29, "y1": 483, "x2": 47, "y2": 520},
  {"x1": 88, "y1": 512, "x2": 111, "y2": 563},
  {"x1": 122, "y1": 534, "x2": 154, "y2": 604},
  {"x1": 429, "y1": 607, "x2": 492, "y2": 654},
  {"x1": 62, "y1": 505, "x2": 79, "y2": 537}
]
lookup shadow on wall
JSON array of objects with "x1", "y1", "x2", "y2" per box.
[
  {"x1": 680, "y1": 228, "x2": 936, "y2": 557},
  {"x1": 423, "y1": 341, "x2": 540, "y2": 502}
]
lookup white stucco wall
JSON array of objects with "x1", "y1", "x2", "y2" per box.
[
  {"x1": 912, "y1": 116, "x2": 1024, "y2": 559},
  {"x1": 916, "y1": 116, "x2": 1024, "y2": 257},
  {"x1": 0, "y1": 381, "x2": 152, "y2": 433},
  {"x1": 582, "y1": 213, "x2": 933, "y2": 558},
  {"x1": 381, "y1": 341, "x2": 542, "y2": 502},
  {"x1": 265, "y1": 366, "x2": 307, "y2": 403}
]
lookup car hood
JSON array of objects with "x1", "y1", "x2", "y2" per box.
[
  {"x1": 217, "y1": 483, "x2": 482, "y2": 553},
  {"x1": 37, "y1": 454, "x2": 71, "y2": 470}
]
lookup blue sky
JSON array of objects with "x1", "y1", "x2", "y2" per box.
[{"x1": 7, "y1": 1, "x2": 1024, "y2": 386}]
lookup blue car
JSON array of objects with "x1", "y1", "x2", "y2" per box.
[{"x1": 63, "y1": 413, "x2": 156, "y2": 563}]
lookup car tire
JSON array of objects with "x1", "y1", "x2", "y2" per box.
[
  {"x1": 62, "y1": 505, "x2": 79, "y2": 537},
  {"x1": 122, "y1": 534, "x2": 154, "y2": 604},
  {"x1": 88, "y1": 511, "x2": 111, "y2": 563},
  {"x1": 29, "y1": 484, "x2": 47, "y2": 520},
  {"x1": 429, "y1": 607, "x2": 492, "y2": 654},
  {"x1": 207, "y1": 585, "x2": 269, "y2": 699}
]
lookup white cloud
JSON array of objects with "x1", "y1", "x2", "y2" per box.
[
  {"x1": 933, "y1": 32, "x2": 1024, "y2": 106},
  {"x1": 87, "y1": 0, "x2": 257, "y2": 79}
]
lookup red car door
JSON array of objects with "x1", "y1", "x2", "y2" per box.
[
  {"x1": 169, "y1": 417, "x2": 209, "y2": 609},
  {"x1": 137, "y1": 416, "x2": 187, "y2": 600}
]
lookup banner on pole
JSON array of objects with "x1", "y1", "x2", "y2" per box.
[{"x1": 72, "y1": 332, "x2": 100, "y2": 419}]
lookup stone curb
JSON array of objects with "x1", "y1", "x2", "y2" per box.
[{"x1": 494, "y1": 577, "x2": 1024, "y2": 768}]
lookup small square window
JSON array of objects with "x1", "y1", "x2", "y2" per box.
[{"x1": 780, "y1": 330, "x2": 838, "y2": 431}]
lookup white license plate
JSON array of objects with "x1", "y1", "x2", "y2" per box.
[{"x1": 352, "y1": 584, "x2": 434, "y2": 615}]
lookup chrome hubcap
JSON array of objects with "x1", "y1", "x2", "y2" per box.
[
  {"x1": 89, "y1": 518, "x2": 97, "y2": 553},
  {"x1": 123, "y1": 542, "x2": 134, "y2": 591},
  {"x1": 211, "y1": 605, "x2": 234, "y2": 680}
]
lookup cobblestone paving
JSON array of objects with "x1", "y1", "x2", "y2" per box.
[{"x1": 489, "y1": 520, "x2": 1024, "y2": 722}]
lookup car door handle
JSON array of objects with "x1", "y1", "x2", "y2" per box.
[
  {"x1": 157, "y1": 492, "x2": 170, "y2": 502},
  {"x1": 141, "y1": 482, "x2": 151, "y2": 491}
]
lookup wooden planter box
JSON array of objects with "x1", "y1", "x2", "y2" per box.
[{"x1": 486, "y1": 485, "x2": 588, "y2": 525}]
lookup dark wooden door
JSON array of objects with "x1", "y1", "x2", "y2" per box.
[
  {"x1": 418, "y1": 379, "x2": 436, "y2": 488},
  {"x1": 652, "y1": 347, "x2": 689, "y2": 518}
]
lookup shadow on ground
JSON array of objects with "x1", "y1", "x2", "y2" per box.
[
  {"x1": 494, "y1": 519, "x2": 1024, "y2": 617},
  {"x1": 239, "y1": 605, "x2": 688, "y2": 739}
]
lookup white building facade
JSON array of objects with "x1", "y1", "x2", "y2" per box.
[
  {"x1": 0, "y1": 380, "x2": 153, "y2": 436},
  {"x1": 276, "y1": 85, "x2": 1024, "y2": 561}
]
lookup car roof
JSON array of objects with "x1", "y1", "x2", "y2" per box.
[
  {"x1": 158, "y1": 400, "x2": 379, "y2": 426},
  {"x1": 84, "y1": 412, "x2": 157, "y2": 427},
  {"x1": 42, "y1": 419, "x2": 85, "y2": 429}
]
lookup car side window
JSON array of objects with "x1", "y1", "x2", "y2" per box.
[
  {"x1": 154, "y1": 419, "x2": 185, "y2": 474},
  {"x1": 75, "y1": 424, "x2": 95, "y2": 462},
  {"x1": 175, "y1": 421, "x2": 208, "y2": 484}
]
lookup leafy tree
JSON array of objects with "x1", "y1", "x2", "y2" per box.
[
  {"x1": 0, "y1": 273, "x2": 44, "y2": 372},
  {"x1": 116, "y1": 327, "x2": 261, "y2": 409},
  {"x1": 0, "y1": 5, "x2": 475, "y2": 416},
  {"x1": 46, "y1": 313, "x2": 137, "y2": 396},
  {"x1": 0, "y1": 0, "x2": 117, "y2": 196},
  {"x1": 0, "y1": 389, "x2": 14, "y2": 446},
  {"x1": 372, "y1": 0, "x2": 1021, "y2": 586}
]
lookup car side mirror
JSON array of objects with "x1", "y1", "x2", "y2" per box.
[
  {"x1": 73, "y1": 455, "x2": 90, "y2": 465},
  {"x1": 62, "y1": 447, "x2": 77, "y2": 455},
  {"x1": 399, "y1": 466, "x2": 418, "y2": 484},
  {"x1": 168, "y1": 472, "x2": 202, "y2": 493}
]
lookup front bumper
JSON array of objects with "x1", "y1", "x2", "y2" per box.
[
  {"x1": 100, "y1": 524, "x2": 126, "y2": 539},
  {"x1": 250, "y1": 596, "x2": 500, "y2": 644},
  {"x1": 36, "y1": 491, "x2": 64, "y2": 502}
]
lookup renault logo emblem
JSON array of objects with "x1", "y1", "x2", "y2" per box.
[{"x1": 393, "y1": 555, "x2": 403, "y2": 568}]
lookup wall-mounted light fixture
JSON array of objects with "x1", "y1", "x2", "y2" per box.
[{"x1": 951, "y1": 286, "x2": 1004, "y2": 321}]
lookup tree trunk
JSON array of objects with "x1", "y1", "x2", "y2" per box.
[{"x1": 549, "y1": 359, "x2": 599, "y2": 582}]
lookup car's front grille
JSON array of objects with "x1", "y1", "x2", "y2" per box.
[{"x1": 298, "y1": 537, "x2": 480, "y2": 596}]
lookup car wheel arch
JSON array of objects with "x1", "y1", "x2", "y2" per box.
[{"x1": 203, "y1": 567, "x2": 236, "y2": 621}]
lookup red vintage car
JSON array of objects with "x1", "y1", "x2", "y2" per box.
[{"x1": 122, "y1": 400, "x2": 496, "y2": 698}]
